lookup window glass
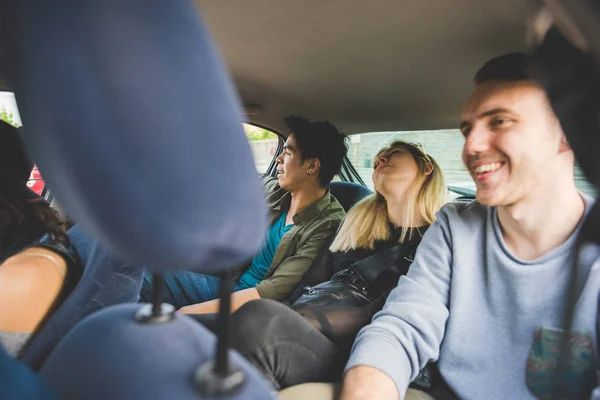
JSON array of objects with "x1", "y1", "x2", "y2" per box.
[
  {"x1": 0, "y1": 92, "x2": 46, "y2": 194},
  {"x1": 0, "y1": 92, "x2": 22, "y2": 127},
  {"x1": 244, "y1": 124, "x2": 280, "y2": 173},
  {"x1": 347, "y1": 129, "x2": 597, "y2": 197}
]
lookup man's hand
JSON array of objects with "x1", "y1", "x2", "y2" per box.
[
  {"x1": 179, "y1": 287, "x2": 261, "y2": 314},
  {"x1": 340, "y1": 366, "x2": 399, "y2": 400}
]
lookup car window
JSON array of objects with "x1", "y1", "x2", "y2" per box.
[
  {"x1": 244, "y1": 123, "x2": 281, "y2": 173},
  {"x1": 0, "y1": 91, "x2": 21, "y2": 127},
  {"x1": 347, "y1": 129, "x2": 597, "y2": 197},
  {"x1": 0, "y1": 92, "x2": 46, "y2": 196},
  {"x1": 0, "y1": 92, "x2": 47, "y2": 196}
]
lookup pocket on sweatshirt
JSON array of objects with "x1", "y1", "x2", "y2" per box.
[{"x1": 525, "y1": 327, "x2": 595, "y2": 399}]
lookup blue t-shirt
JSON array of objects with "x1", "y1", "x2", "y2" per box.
[{"x1": 237, "y1": 212, "x2": 293, "y2": 289}]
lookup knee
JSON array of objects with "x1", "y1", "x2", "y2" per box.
[
  {"x1": 236, "y1": 299, "x2": 288, "y2": 322},
  {"x1": 230, "y1": 299, "x2": 289, "y2": 348}
]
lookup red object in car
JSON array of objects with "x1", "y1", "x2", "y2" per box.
[{"x1": 27, "y1": 165, "x2": 45, "y2": 195}]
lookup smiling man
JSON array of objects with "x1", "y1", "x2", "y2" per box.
[
  {"x1": 140, "y1": 116, "x2": 347, "y2": 313},
  {"x1": 338, "y1": 53, "x2": 600, "y2": 400}
]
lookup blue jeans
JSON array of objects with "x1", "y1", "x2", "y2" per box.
[{"x1": 140, "y1": 270, "x2": 242, "y2": 309}]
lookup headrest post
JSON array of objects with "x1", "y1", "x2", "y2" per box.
[
  {"x1": 195, "y1": 268, "x2": 247, "y2": 396},
  {"x1": 135, "y1": 272, "x2": 174, "y2": 324},
  {"x1": 215, "y1": 270, "x2": 233, "y2": 375},
  {"x1": 152, "y1": 272, "x2": 165, "y2": 317}
]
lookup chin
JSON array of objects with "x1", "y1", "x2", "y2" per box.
[
  {"x1": 278, "y1": 180, "x2": 292, "y2": 191},
  {"x1": 476, "y1": 189, "x2": 506, "y2": 207}
]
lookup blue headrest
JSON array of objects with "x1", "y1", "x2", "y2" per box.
[
  {"x1": 0, "y1": 346, "x2": 58, "y2": 400},
  {"x1": 5, "y1": 0, "x2": 267, "y2": 273},
  {"x1": 40, "y1": 304, "x2": 277, "y2": 400},
  {"x1": 329, "y1": 182, "x2": 373, "y2": 212}
]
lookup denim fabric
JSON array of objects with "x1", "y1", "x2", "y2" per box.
[
  {"x1": 140, "y1": 270, "x2": 243, "y2": 309},
  {"x1": 68, "y1": 226, "x2": 145, "y2": 316}
]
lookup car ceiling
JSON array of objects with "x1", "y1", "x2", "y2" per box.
[
  {"x1": 0, "y1": 1, "x2": 532, "y2": 136},
  {"x1": 196, "y1": 0, "x2": 532, "y2": 135}
]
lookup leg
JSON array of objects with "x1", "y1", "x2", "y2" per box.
[
  {"x1": 188, "y1": 312, "x2": 218, "y2": 332},
  {"x1": 139, "y1": 270, "x2": 222, "y2": 309},
  {"x1": 279, "y1": 383, "x2": 341, "y2": 400},
  {"x1": 228, "y1": 299, "x2": 345, "y2": 390},
  {"x1": 279, "y1": 384, "x2": 435, "y2": 400}
]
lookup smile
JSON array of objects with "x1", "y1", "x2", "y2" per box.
[{"x1": 474, "y1": 162, "x2": 503, "y2": 175}]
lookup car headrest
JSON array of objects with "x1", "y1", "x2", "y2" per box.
[
  {"x1": 5, "y1": 0, "x2": 267, "y2": 273},
  {"x1": 40, "y1": 304, "x2": 277, "y2": 400},
  {"x1": 329, "y1": 181, "x2": 373, "y2": 212}
]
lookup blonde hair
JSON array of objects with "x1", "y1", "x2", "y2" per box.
[{"x1": 329, "y1": 141, "x2": 447, "y2": 252}]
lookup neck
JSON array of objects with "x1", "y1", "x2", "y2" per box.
[
  {"x1": 385, "y1": 192, "x2": 426, "y2": 228},
  {"x1": 497, "y1": 179, "x2": 584, "y2": 260},
  {"x1": 288, "y1": 182, "x2": 326, "y2": 217}
]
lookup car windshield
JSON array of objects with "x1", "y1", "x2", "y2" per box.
[{"x1": 346, "y1": 129, "x2": 597, "y2": 198}]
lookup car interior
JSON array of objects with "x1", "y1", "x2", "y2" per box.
[{"x1": 0, "y1": 0, "x2": 599, "y2": 399}]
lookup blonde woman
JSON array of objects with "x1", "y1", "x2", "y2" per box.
[{"x1": 194, "y1": 141, "x2": 446, "y2": 390}]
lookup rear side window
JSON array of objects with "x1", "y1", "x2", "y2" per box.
[
  {"x1": 0, "y1": 92, "x2": 46, "y2": 195},
  {"x1": 0, "y1": 91, "x2": 21, "y2": 127},
  {"x1": 244, "y1": 123, "x2": 281, "y2": 173},
  {"x1": 346, "y1": 129, "x2": 596, "y2": 197}
]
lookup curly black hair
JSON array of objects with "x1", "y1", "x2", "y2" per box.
[
  {"x1": 0, "y1": 120, "x2": 70, "y2": 259},
  {"x1": 0, "y1": 195, "x2": 70, "y2": 259},
  {"x1": 284, "y1": 116, "x2": 348, "y2": 187}
]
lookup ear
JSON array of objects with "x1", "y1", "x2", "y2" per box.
[
  {"x1": 306, "y1": 158, "x2": 321, "y2": 176},
  {"x1": 423, "y1": 162, "x2": 434, "y2": 176}
]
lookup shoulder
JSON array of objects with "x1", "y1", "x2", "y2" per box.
[
  {"x1": 0, "y1": 248, "x2": 67, "y2": 288},
  {"x1": 302, "y1": 198, "x2": 345, "y2": 238},
  {"x1": 0, "y1": 248, "x2": 67, "y2": 332},
  {"x1": 437, "y1": 200, "x2": 489, "y2": 225},
  {"x1": 324, "y1": 194, "x2": 345, "y2": 221},
  {"x1": 308, "y1": 194, "x2": 345, "y2": 233},
  {"x1": 422, "y1": 201, "x2": 491, "y2": 246},
  {"x1": 34, "y1": 233, "x2": 81, "y2": 271}
]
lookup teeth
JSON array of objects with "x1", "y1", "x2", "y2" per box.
[{"x1": 474, "y1": 162, "x2": 502, "y2": 174}]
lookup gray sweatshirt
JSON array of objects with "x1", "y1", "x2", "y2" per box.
[{"x1": 346, "y1": 196, "x2": 600, "y2": 399}]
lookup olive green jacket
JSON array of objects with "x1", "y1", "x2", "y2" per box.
[{"x1": 242, "y1": 175, "x2": 345, "y2": 300}]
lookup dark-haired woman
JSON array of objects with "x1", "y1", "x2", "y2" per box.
[{"x1": 0, "y1": 121, "x2": 82, "y2": 357}]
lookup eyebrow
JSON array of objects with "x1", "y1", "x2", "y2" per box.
[
  {"x1": 283, "y1": 144, "x2": 296, "y2": 152},
  {"x1": 460, "y1": 107, "x2": 517, "y2": 131}
]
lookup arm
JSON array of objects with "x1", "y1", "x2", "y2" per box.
[
  {"x1": 179, "y1": 287, "x2": 261, "y2": 314},
  {"x1": 0, "y1": 247, "x2": 67, "y2": 332},
  {"x1": 180, "y1": 216, "x2": 340, "y2": 311},
  {"x1": 341, "y1": 211, "x2": 453, "y2": 399},
  {"x1": 341, "y1": 366, "x2": 398, "y2": 400},
  {"x1": 255, "y1": 223, "x2": 339, "y2": 301}
]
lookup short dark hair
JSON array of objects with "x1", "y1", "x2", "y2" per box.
[
  {"x1": 284, "y1": 116, "x2": 348, "y2": 187},
  {"x1": 474, "y1": 52, "x2": 540, "y2": 85}
]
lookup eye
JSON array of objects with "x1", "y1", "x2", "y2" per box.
[{"x1": 491, "y1": 117, "x2": 512, "y2": 128}]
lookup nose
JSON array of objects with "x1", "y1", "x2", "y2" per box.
[
  {"x1": 375, "y1": 154, "x2": 387, "y2": 166},
  {"x1": 275, "y1": 153, "x2": 283, "y2": 164},
  {"x1": 463, "y1": 124, "x2": 491, "y2": 156}
]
